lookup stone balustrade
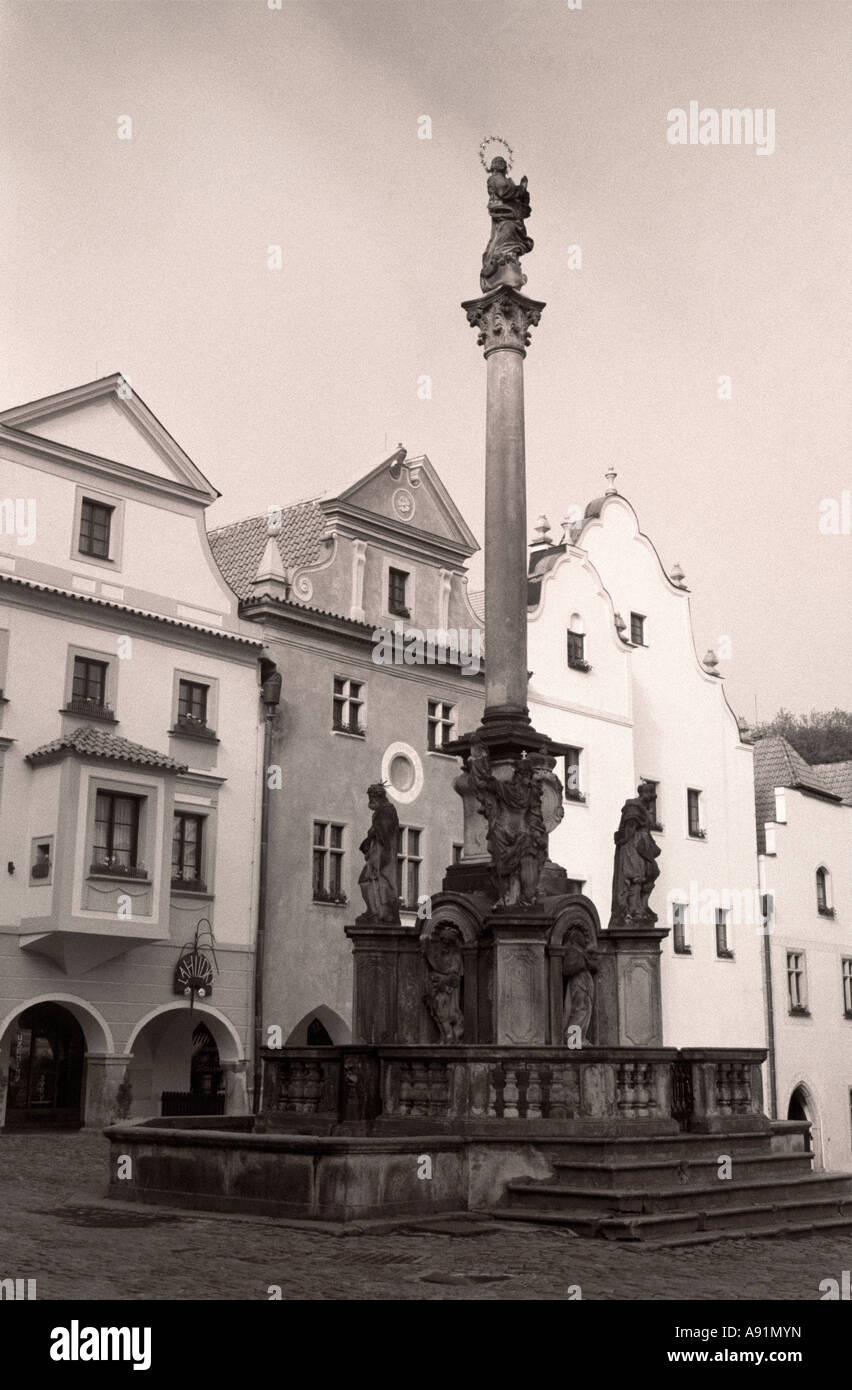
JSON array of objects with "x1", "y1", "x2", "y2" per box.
[{"x1": 260, "y1": 1045, "x2": 767, "y2": 1134}]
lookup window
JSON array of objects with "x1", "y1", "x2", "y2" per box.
[
  {"x1": 566, "y1": 630, "x2": 588, "y2": 668},
  {"x1": 178, "y1": 680, "x2": 209, "y2": 726},
  {"x1": 816, "y1": 866, "x2": 834, "y2": 917},
  {"x1": 843, "y1": 960, "x2": 852, "y2": 1018},
  {"x1": 70, "y1": 656, "x2": 109, "y2": 714},
  {"x1": 715, "y1": 909, "x2": 733, "y2": 959},
  {"x1": 787, "y1": 951, "x2": 808, "y2": 1012},
  {"x1": 687, "y1": 788, "x2": 705, "y2": 838},
  {"x1": 643, "y1": 780, "x2": 663, "y2": 832},
  {"x1": 397, "y1": 826, "x2": 422, "y2": 910},
  {"x1": 30, "y1": 840, "x2": 52, "y2": 883},
  {"x1": 630, "y1": 612, "x2": 646, "y2": 645},
  {"x1": 91, "y1": 792, "x2": 142, "y2": 876},
  {"x1": 564, "y1": 748, "x2": 584, "y2": 801},
  {"x1": 427, "y1": 700, "x2": 455, "y2": 751},
  {"x1": 78, "y1": 498, "x2": 113, "y2": 559},
  {"x1": 672, "y1": 902, "x2": 690, "y2": 955},
  {"x1": 313, "y1": 821, "x2": 345, "y2": 903},
  {"x1": 388, "y1": 567, "x2": 409, "y2": 617},
  {"x1": 332, "y1": 677, "x2": 364, "y2": 736},
  {"x1": 172, "y1": 813, "x2": 205, "y2": 890}
]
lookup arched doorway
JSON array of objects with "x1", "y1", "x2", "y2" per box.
[
  {"x1": 124, "y1": 1003, "x2": 243, "y2": 1118},
  {"x1": 4, "y1": 1003, "x2": 86, "y2": 1130},
  {"x1": 787, "y1": 1083, "x2": 819, "y2": 1166}
]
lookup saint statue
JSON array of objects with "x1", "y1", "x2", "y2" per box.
[
  {"x1": 480, "y1": 157, "x2": 534, "y2": 292},
  {"x1": 422, "y1": 925, "x2": 464, "y2": 1043},
  {"x1": 468, "y1": 740, "x2": 548, "y2": 907},
  {"x1": 609, "y1": 782, "x2": 661, "y2": 927},
  {"x1": 357, "y1": 783, "x2": 400, "y2": 923}
]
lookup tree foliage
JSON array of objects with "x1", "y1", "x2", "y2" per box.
[{"x1": 752, "y1": 708, "x2": 852, "y2": 764}]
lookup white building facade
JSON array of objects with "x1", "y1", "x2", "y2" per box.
[
  {"x1": 524, "y1": 490, "x2": 765, "y2": 1052},
  {"x1": 755, "y1": 740, "x2": 852, "y2": 1170},
  {"x1": 0, "y1": 375, "x2": 264, "y2": 1129}
]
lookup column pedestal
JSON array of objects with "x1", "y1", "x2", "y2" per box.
[
  {"x1": 479, "y1": 911, "x2": 552, "y2": 1045},
  {"x1": 595, "y1": 925, "x2": 668, "y2": 1047},
  {"x1": 344, "y1": 920, "x2": 427, "y2": 1044}
]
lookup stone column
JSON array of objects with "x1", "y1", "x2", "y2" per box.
[
  {"x1": 221, "y1": 1059, "x2": 249, "y2": 1115},
  {"x1": 461, "y1": 285, "x2": 545, "y2": 725},
  {"x1": 84, "y1": 1054, "x2": 130, "y2": 1127}
]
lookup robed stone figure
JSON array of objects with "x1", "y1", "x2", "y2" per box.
[
  {"x1": 480, "y1": 157, "x2": 534, "y2": 292},
  {"x1": 358, "y1": 783, "x2": 400, "y2": 923},
  {"x1": 609, "y1": 782, "x2": 661, "y2": 928}
]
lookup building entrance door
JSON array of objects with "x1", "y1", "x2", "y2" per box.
[{"x1": 4, "y1": 1003, "x2": 85, "y2": 1130}]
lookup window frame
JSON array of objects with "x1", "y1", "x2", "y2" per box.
[
  {"x1": 842, "y1": 958, "x2": 852, "y2": 1018},
  {"x1": 70, "y1": 485, "x2": 125, "y2": 570},
  {"x1": 172, "y1": 811, "x2": 206, "y2": 892},
  {"x1": 564, "y1": 747, "x2": 585, "y2": 802},
  {"x1": 786, "y1": 950, "x2": 809, "y2": 1014},
  {"x1": 672, "y1": 901, "x2": 690, "y2": 955},
  {"x1": 687, "y1": 787, "x2": 705, "y2": 839},
  {"x1": 332, "y1": 675, "x2": 365, "y2": 737},
  {"x1": 62, "y1": 644, "x2": 118, "y2": 722},
  {"x1": 387, "y1": 566, "x2": 410, "y2": 618},
  {"x1": 312, "y1": 820, "x2": 347, "y2": 904},
  {"x1": 630, "y1": 612, "x2": 646, "y2": 646},
  {"x1": 816, "y1": 866, "x2": 835, "y2": 918},
  {"x1": 29, "y1": 835, "x2": 54, "y2": 886},
  {"x1": 715, "y1": 908, "x2": 733, "y2": 960},
  {"x1": 170, "y1": 669, "x2": 219, "y2": 741},
  {"x1": 90, "y1": 789, "x2": 144, "y2": 878},
  {"x1": 427, "y1": 699, "x2": 455, "y2": 752},
  {"x1": 397, "y1": 824, "x2": 423, "y2": 911}
]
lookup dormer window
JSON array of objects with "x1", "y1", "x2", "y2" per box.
[
  {"x1": 816, "y1": 866, "x2": 835, "y2": 918},
  {"x1": 388, "y1": 568, "x2": 410, "y2": 618},
  {"x1": 79, "y1": 498, "x2": 114, "y2": 559}
]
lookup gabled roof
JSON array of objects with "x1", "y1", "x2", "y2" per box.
[
  {"x1": 208, "y1": 500, "x2": 327, "y2": 599},
  {"x1": 753, "y1": 737, "x2": 843, "y2": 852},
  {"x1": 26, "y1": 725, "x2": 187, "y2": 772},
  {"x1": 0, "y1": 374, "x2": 219, "y2": 501}
]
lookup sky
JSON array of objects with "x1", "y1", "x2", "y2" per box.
[{"x1": 1, "y1": 0, "x2": 849, "y2": 723}]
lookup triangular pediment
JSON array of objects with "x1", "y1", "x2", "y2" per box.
[
  {"x1": 0, "y1": 374, "x2": 217, "y2": 499},
  {"x1": 328, "y1": 452, "x2": 478, "y2": 555}
]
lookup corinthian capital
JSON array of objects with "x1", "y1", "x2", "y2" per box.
[{"x1": 461, "y1": 286, "x2": 546, "y2": 358}]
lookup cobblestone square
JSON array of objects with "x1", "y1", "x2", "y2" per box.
[{"x1": 0, "y1": 1134, "x2": 848, "y2": 1301}]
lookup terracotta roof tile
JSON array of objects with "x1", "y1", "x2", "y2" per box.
[
  {"x1": 753, "y1": 737, "x2": 841, "y2": 852},
  {"x1": 208, "y1": 501, "x2": 327, "y2": 599},
  {"x1": 811, "y1": 761, "x2": 852, "y2": 806},
  {"x1": 26, "y1": 726, "x2": 187, "y2": 771}
]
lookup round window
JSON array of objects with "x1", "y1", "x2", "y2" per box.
[{"x1": 389, "y1": 754, "x2": 415, "y2": 792}]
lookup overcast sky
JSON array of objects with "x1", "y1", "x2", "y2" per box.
[{"x1": 2, "y1": 0, "x2": 849, "y2": 722}]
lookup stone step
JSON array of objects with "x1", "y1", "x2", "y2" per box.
[
  {"x1": 550, "y1": 1151, "x2": 812, "y2": 1189},
  {"x1": 505, "y1": 1171, "x2": 852, "y2": 1215},
  {"x1": 491, "y1": 1192, "x2": 852, "y2": 1243},
  {"x1": 534, "y1": 1131, "x2": 786, "y2": 1164}
]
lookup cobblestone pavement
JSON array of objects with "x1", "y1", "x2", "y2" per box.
[{"x1": 0, "y1": 1133, "x2": 848, "y2": 1301}]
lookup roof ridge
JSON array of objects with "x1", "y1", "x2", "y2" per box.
[{"x1": 207, "y1": 496, "x2": 324, "y2": 536}]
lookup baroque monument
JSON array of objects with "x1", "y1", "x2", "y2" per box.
[{"x1": 109, "y1": 141, "x2": 828, "y2": 1241}]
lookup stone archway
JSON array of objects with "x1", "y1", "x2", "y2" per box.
[
  {"x1": 285, "y1": 1006, "x2": 351, "y2": 1046},
  {"x1": 124, "y1": 1003, "x2": 246, "y2": 1120},
  {"x1": 787, "y1": 1082, "x2": 821, "y2": 1168},
  {"x1": 0, "y1": 994, "x2": 115, "y2": 1131}
]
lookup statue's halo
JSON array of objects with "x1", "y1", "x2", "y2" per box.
[{"x1": 478, "y1": 135, "x2": 514, "y2": 172}]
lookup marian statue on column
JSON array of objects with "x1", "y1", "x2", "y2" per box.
[{"x1": 480, "y1": 154, "x2": 534, "y2": 293}]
